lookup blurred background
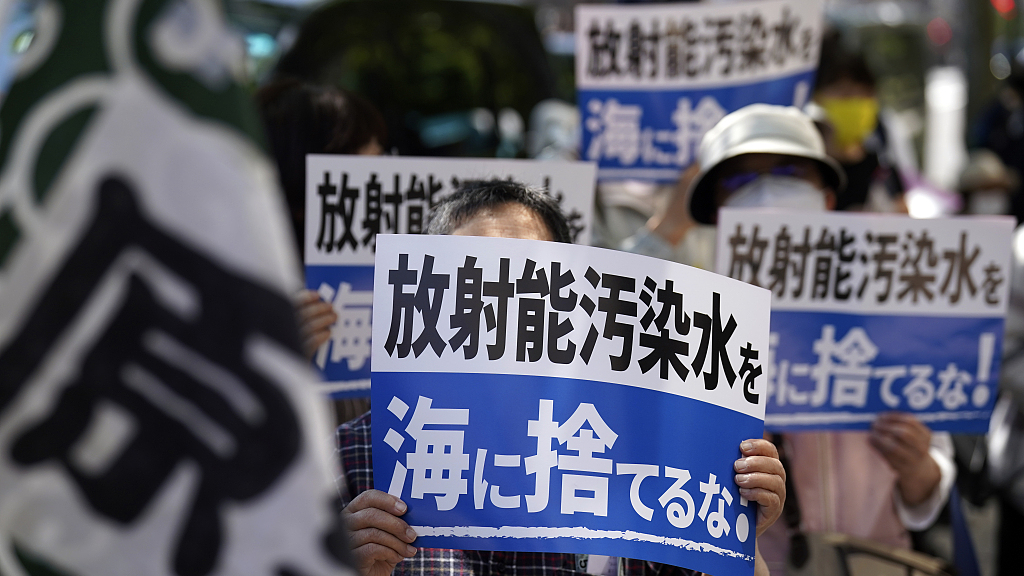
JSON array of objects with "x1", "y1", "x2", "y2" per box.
[
  {"x1": 1, "y1": 0, "x2": 1011, "y2": 181},
  {"x1": 144, "y1": 0, "x2": 1024, "y2": 198},
  {"x1": 4, "y1": 0, "x2": 1020, "y2": 220}
]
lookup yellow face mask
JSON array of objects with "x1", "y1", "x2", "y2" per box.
[{"x1": 818, "y1": 97, "x2": 879, "y2": 148}]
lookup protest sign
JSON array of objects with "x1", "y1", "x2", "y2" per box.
[
  {"x1": 715, "y1": 208, "x2": 1014, "y2": 432},
  {"x1": 305, "y1": 156, "x2": 596, "y2": 396},
  {"x1": 0, "y1": 1, "x2": 353, "y2": 575},
  {"x1": 576, "y1": 0, "x2": 824, "y2": 182},
  {"x1": 371, "y1": 234, "x2": 771, "y2": 576}
]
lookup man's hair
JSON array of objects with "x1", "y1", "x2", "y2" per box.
[
  {"x1": 815, "y1": 28, "x2": 876, "y2": 92},
  {"x1": 426, "y1": 179, "x2": 571, "y2": 243},
  {"x1": 256, "y1": 77, "x2": 386, "y2": 254}
]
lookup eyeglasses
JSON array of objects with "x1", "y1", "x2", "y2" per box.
[{"x1": 719, "y1": 164, "x2": 810, "y2": 193}]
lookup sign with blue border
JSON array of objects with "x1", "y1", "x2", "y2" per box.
[
  {"x1": 576, "y1": 0, "x2": 824, "y2": 182},
  {"x1": 715, "y1": 208, "x2": 1014, "y2": 432},
  {"x1": 305, "y1": 156, "x2": 596, "y2": 397},
  {"x1": 371, "y1": 234, "x2": 770, "y2": 575}
]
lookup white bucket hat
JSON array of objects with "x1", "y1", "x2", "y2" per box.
[{"x1": 687, "y1": 104, "x2": 846, "y2": 224}]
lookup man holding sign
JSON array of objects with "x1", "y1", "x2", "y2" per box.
[
  {"x1": 629, "y1": 104, "x2": 957, "y2": 574},
  {"x1": 337, "y1": 180, "x2": 786, "y2": 575}
]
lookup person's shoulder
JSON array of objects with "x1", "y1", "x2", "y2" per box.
[
  {"x1": 336, "y1": 411, "x2": 372, "y2": 468},
  {"x1": 337, "y1": 410, "x2": 372, "y2": 444},
  {"x1": 336, "y1": 410, "x2": 374, "y2": 501}
]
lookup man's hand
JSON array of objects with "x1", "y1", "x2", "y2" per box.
[
  {"x1": 295, "y1": 289, "x2": 337, "y2": 360},
  {"x1": 869, "y1": 412, "x2": 941, "y2": 506},
  {"x1": 343, "y1": 490, "x2": 418, "y2": 576},
  {"x1": 734, "y1": 438, "x2": 786, "y2": 537}
]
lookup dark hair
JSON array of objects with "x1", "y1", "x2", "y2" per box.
[
  {"x1": 426, "y1": 179, "x2": 571, "y2": 243},
  {"x1": 256, "y1": 77, "x2": 387, "y2": 250},
  {"x1": 814, "y1": 28, "x2": 876, "y2": 92}
]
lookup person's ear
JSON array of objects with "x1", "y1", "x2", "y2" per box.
[{"x1": 823, "y1": 188, "x2": 837, "y2": 211}]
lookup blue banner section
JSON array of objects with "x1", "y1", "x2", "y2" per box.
[
  {"x1": 766, "y1": 310, "x2": 1004, "y2": 432},
  {"x1": 305, "y1": 265, "x2": 374, "y2": 398},
  {"x1": 372, "y1": 372, "x2": 763, "y2": 576},
  {"x1": 579, "y1": 71, "x2": 816, "y2": 181}
]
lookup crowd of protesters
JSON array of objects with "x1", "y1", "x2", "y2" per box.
[{"x1": 254, "y1": 17, "x2": 1024, "y2": 576}]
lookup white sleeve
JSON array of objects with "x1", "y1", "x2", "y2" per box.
[{"x1": 893, "y1": 431, "x2": 956, "y2": 530}]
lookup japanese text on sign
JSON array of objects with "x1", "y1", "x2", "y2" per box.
[
  {"x1": 372, "y1": 234, "x2": 771, "y2": 419},
  {"x1": 766, "y1": 324, "x2": 998, "y2": 417},
  {"x1": 383, "y1": 393, "x2": 753, "y2": 539},
  {"x1": 715, "y1": 209, "x2": 1014, "y2": 431},
  {"x1": 371, "y1": 234, "x2": 771, "y2": 574},
  {"x1": 716, "y1": 210, "x2": 1012, "y2": 314},
  {"x1": 581, "y1": 5, "x2": 816, "y2": 85},
  {"x1": 576, "y1": 0, "x2": 823, "y2": 182},
  {"x1": 306, "y1": 156, "x2": 597, "y2": 266},
  {"x1": 382, "y1": 251, "x2": 764, "y2": 405},
  {"x1": 584, "y1": 96, "x2": 726, "y2": 170}
]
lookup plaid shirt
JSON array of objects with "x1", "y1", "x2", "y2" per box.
[{"x1": 336, "y1": 412, "x2": 700, "y2": 576}]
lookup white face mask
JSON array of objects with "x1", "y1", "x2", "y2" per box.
[{"x1": 723, "y1": 175, "x2": 827, "y2": 212}]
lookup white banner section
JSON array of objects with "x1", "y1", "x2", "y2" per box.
[
  {"x1": 576, "y1": 0, "x2": 824, "y2": 91},
  {"x1": 714, "y1": 208, "x2": 1014, "y2": 432},
  {"x1": 306, "y1": 155, "x2": 597, "y2": 266},
  {"x1": 372, "y1": 234, "x2": 771, "y2": 420},
  {"x1": 715, "y1": 209, "x2": 1014, "y2": 317}
]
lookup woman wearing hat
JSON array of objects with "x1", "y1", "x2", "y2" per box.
[{"x1": 623, "y1": 104, "x2": 955, "y2": 575}]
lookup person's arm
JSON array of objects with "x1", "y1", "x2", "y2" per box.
[
  {"x1": 869, "y1": 412, "x2": 955, "y2": 529},
  {"x1": 620, "y1": 164, "x2": 701, "y2": 259},
  {"x1": 896, "y1": 432, "x2": 956, "y2": 530},
  {"x1": 645, "y1": 163, "x2": 701, "y2": 246}
]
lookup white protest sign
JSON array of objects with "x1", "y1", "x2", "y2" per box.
[
  {"x1": 304, "y1": 156, "x2": 596, "y2": 396},
  {"x1": 305, "y1": 155, "x2": 597, "y2": 266},
  {"x1": 371, "y1": 234, "x2": 771, "y2": 575},
  {"x1": 715, "y1": 208, "x2": 1014, "y2": 431},
  {"x1": 577, "y1": 0, "x2": 823, "y2": 91},
  {"x1": 576, "y1": 0, "x2": 824, "y2": 181}
]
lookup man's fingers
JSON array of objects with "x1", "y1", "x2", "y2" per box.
[
  {"x1": 869, "y1": 431, "x2": 917, "y2": 469},
  {"x1": 300, "y1": 300, "x2": 335, "y2": 321},
  {"x1": 352, "y1": 542, "x2": 409, "y2": 569},
  {"x1": 875, "y1": 413, "x2": 931, "y2": 444},
  {"x1": 346, "y1": 489, "x2": 409, "y2": 516},
  {"x1": 872, "y1": 420, "x2": 923, "y2": 444},
  {"x1": 735, "y1": 455, "x2": 786, "y2": 483},
  {"x1": 868, "y1": 429, "x2": 901, "y2": 454},
  {"x1": 734, "y1": 471, "x2": 786, "y2": 500},
  {"x1": 301, "y1": 307, "x2": 338, "y2": 333},
  {"x1": 306, "y1": 329, "x2": 331, "y2": 345},
  {"x1": 877, "y1": 411, "x2": 925, "y2": 427},
  {"x1": 294, "y1": 289, "x2": 320, "y2": 306},
  {"x1": 349, "y1": 526, "x2": 418, "y2": 558},
  {"x1": 739, "y1": 486, "x2": 781, "y2": 511},
  {"x1": 871, "y1": 425, "x2": 926, "y2": 459},
  {"x1": 739, "y1": 486, "x2": 782, "y2": 536},
  {"x1": 739, "y1": 438, "x2": 779, "y2": 460},
  {"x1": 346, "y1": 506, "x2": 417, "y2": 541}
]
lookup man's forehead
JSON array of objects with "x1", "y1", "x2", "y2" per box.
[{"x1": 451, "y1": 202, "x2": 553, "y2": 242}]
